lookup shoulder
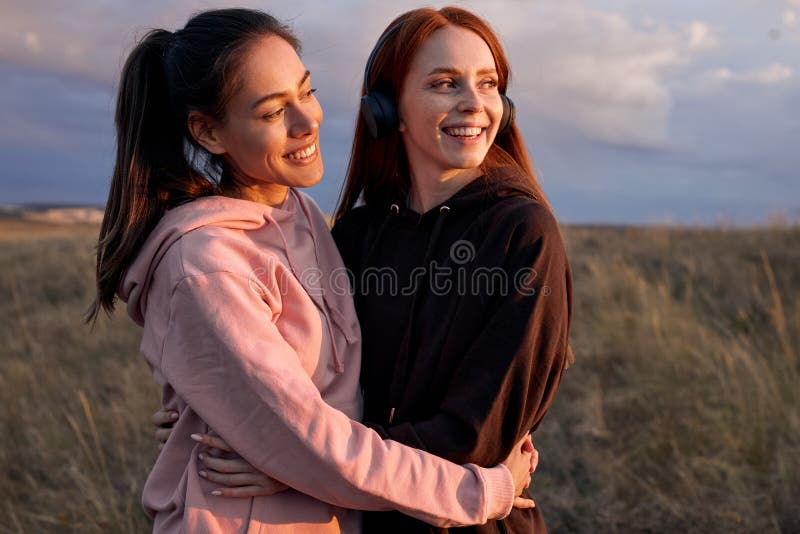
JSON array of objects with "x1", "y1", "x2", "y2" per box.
[
  {"x1": 167, "y1": 225, "x2": 283, "y2": 282},
  {"x1": 484, "y1": 197, "x2": 561, "y2": 244},
  {"x1": 331, "y1": 205, "x2": 374, "y2": 244},
  {"x1": 332, "y1": 205, "x2": 373, "y2": 232},
  {"x1": 475, "y1": 198, "x2": 568, "y2": 277}
]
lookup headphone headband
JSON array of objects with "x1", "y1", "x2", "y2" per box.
[{"x1": 363, "y1": 22, "x2": 404, "y2": 92}]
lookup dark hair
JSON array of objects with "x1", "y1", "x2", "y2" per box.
[
  {"x1": 87, "y1": 8, "x2": 300, "y2": 323},
  {"x1": 335, "y1": 6, "x2": 551, "y2": 221}
]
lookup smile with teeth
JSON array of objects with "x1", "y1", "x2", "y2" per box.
[
  {"x1": 443, "y1": 126, "x2": 485, "y2": 138},
  {"x1": 284, "y1": 143, "x2": 317, "y2": 160}
]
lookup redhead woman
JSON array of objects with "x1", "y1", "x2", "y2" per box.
[
  {"x1": 178, "y1": 6, "x2": 573, "y2": 534},
  {"x1": 91, "y1": 7, "x2": 537, "y2": 534}
]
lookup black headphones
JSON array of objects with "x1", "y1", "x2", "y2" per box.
[{"x1": 359, "y1": 23, "x2": 516, "y2": 139}]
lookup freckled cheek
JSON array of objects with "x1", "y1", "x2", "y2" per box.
[
  {"x1": 400, "y1": 95, "x2": 444, "y2": 131},
  {"x1": 486, "y1": 97, "x2": 504, "y2": 128}
]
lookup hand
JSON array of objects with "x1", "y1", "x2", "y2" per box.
[
  {"x1": 151, "y1": 409, "x2": 178, "y2": 449},
  {"x1": 191, "y1": 433, "x2": 289, "y2": 498},
  {"x1": 526, "y1": 436, "x2": 539, "y2": 475},
  {"x1": 501, "y1": 434, "x2": 536, "y2": 509}
]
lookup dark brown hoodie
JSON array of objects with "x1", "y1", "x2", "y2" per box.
[{"x1": 332, "y1": 168, "x2": 573, "y2": 534}]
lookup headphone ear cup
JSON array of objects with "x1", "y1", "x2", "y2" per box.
[
  {"x1": 497, "y1": 95, "x2": 516, "y2": 137},
  {"x1": 360, "y1": 91, "x2": 399, "y2": 138}
]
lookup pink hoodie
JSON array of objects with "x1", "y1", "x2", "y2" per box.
[{"x1": 119, "y1": 190, "x2": 514, "y2": 533}]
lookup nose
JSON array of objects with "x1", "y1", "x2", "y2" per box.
[
  {"x1": 287, "y1": 102, "x2": 319, "y2": 138},
  {"x1": 457, "y1": 85, "x2": 484, "y2": 114}
]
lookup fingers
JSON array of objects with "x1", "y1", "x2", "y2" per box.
[
  {"x1": 513, "y1": 497, "x2": 536, "y2": 509},
  {"x1": 514, "y1": 433, "x2": 530, "y2": 449},
  {"x1": 199, "y1": 466, "x2": 289, "y2": 494},
  {"x1": 520, "y1": 435, "x2": 534, "y2": 454},
  {"x1": 151, "y1": 410, "x2": 179, "y2": 426},
  {"x1": 206, "y1": 447, "x2": 225, "y2": 458},
  {"x1": 210, "y1": 483, "x2": 289, "y2": 498},
  {"x1": 199, "y1": 470, "x2": 268, "y2": 487},
  {"x1": 191, "y1": 433, "x2": 234, "y2": 452},
  {"x1": 155, "y1": 427, "x2": 172, "y2": 444},
  {"x1": 153, "y1": 410, "x2": 177, "y2": 449},
  {"x1": 198, "y1": 454, "x2": 253, "y2": 474}
]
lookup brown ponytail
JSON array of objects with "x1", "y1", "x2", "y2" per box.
[{"x1": 87, "y1": 9, "x2": 300, "y2": 323}]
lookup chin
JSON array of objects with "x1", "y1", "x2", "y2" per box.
[
  {"x1": 448, "y1": 156, "x2": 486, "y2": 171},
  {"x1": 294, "y1": 166, "x2": 324, "y2": 189}
]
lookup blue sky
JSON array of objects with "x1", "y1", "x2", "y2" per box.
[{"x1": 0, "y1": 0, "x2": 798, "y2": 224}]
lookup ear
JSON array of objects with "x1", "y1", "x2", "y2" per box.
[{"x1": 188, "y1": 112, "x2": 227, "y2": 155}]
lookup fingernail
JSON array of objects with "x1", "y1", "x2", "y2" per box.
[
  {"x1": 191, "y1": 434, "x2": 202, "y2": 442},
  {"x1": 170, "y1": 412, "x2": 179, "y2": 420},
  {"x1": 211, "y1": 490, "x2": 222, "y2": 496},
  {"x1": 199, "y1": 470, "x2": 207, "y2": 478},
  {"x1": 198, "y1": 453, "x2": 204, "y2": 461}
]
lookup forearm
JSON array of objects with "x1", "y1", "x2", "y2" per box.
[{"x1": 163, "y1": 273, "x2": 514, "y2": 526}]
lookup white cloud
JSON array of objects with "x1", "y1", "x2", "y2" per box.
[
  {"x1": 475, "y1": 4, "x2": 720, "y2": 148},
  {"x1": 0, "y1": 0, "x2": 756, "y2": 154},
  {"x1": 687, "y1": 21, "x2": 720, "y2": 51},
  {"x1": 706, "y1": 64, "x2": 793, "y2": 86}
]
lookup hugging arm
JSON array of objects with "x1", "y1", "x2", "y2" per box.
[{"x1": 157, "y1": 270, "x2": 515, "y2": 527}]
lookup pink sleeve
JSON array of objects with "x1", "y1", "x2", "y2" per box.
[{"x1": 160, "y1": 271, "x2": 514, "y2": 527}]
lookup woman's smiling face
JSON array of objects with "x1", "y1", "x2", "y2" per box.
[
  {"x1": 210, "y1": 35, "x2": 324, "y2": 191},
  {"x1": 397, "y1": 25, "x2": 503, "y2": 180}
]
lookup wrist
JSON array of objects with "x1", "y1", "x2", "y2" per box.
[{"x1": 481, "y1": 464, "x2": 514, "y2": 520}]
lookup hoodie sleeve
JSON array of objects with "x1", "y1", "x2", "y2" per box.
[
  {"x1": 159, "y1": 269, "x2": 514, "y2": 526},
  {"x1": 371, "y1": 202, "x2": 572, "y2": 466}
]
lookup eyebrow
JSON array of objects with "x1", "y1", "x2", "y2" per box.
[
  {"x1": 250, "y1": 70, "x2": 311, "y2": 110},
  {"x1": 426, "y1": 67, "x2": 498, "y2": 77}
]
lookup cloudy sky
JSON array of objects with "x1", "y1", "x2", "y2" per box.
[{"x1": 0, "y1": 0, "x2": 798, "y2": 224}]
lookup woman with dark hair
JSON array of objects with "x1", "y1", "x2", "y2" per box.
[
  {"x1": 94, "y1": 7, "x2": 536, "y2": 533},
  {"x1": 184, "y1": 6, "x2": 573, "y2": 533}
]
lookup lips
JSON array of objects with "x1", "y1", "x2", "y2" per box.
[
  {"x1": 442, "y1": 126, "x2": 485, "y2": 138},
  {"x1": 284, "y1": 143, "x2": 317, "y2": 160}
]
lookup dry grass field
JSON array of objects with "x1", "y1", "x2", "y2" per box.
[{"x1": 0, "y1": 217, "x2": 797, "y2": 533}]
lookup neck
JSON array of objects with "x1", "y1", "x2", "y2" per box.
[
  {"x1": 407, "y1": 167, "x2": 482, "y2": 213},
  {"x1": 222, "y1": 182, "x2": 289, "y2": 207}
]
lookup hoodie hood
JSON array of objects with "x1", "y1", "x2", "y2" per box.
[
  {"x1": 119, "y1": 195, "x2": 297, "y2": 326},
  {"x1": 442, "y1": 165, "x2": 537, "y2": 210},
  {"x1": 388, "y1": 165, "x2": 537, "y2": 224}
]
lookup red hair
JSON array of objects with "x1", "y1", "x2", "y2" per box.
[{"x1": 335, "y1": 6, "x2": 551, "y2": 221}]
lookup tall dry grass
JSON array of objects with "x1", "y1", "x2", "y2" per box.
[
  {"x1": 535, "y1": 225, "x2": 800, "y2": 533},
  {"x1": 0, "y1": 220, "x2": 797, "y2": 532},
  {"x1": 0, "y1": 222, "x2": 157, "y2": 533}
]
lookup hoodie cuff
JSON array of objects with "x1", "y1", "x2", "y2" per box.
[{"x1": 480, "y1": 464, "x2": 515, "y2": 520}]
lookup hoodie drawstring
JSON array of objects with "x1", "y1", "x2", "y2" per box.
[{"x1": 295, "y1": 193, "x2": 345, "y2": 374}]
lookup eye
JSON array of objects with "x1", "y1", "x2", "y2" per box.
[
  {"x1": 480, "y1": 78, "x2": 499, "y2": 90},
  {"x1": 302, "y1": 87, "x2": 318, "y2": 99},
  {"x1": 262, "y1": 107, "x2": 285, "y2": 121},
  {"x1": 431, "y1": 79, "x2": 457, "y2": 90}
]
